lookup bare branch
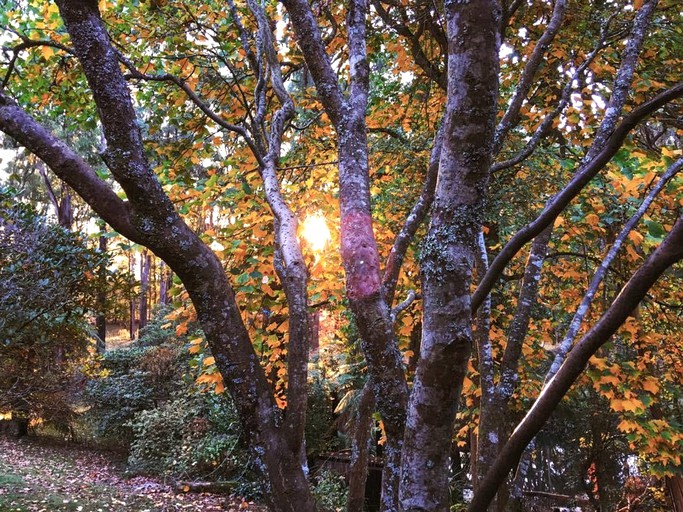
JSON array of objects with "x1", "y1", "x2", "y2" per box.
[
  {"x1": 472, "y1": 81, "x2": 683, "y2": 312},
  {"x1": 546, "y1": 156, "x2": 683, "y2": 379},
  {"x1": 493, "y1": 0, "x2": 567, "y2": 154}
]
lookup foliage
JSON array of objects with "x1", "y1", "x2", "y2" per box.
[
  {"x1": 0, "y1": 0, "x2": 682, "y2": 508},
  {"x1": 0, "y1": 186, "x2": 100, "y2": 430},
  {"x1": 311, "y1": 469, "x2": 349, "y2": 512},
  {"x1": 127, "y1": 394, "x2": 251, "y2": 483},
  {"x1": 85, "y1": 312, "x2": 256, "y2": 490}
]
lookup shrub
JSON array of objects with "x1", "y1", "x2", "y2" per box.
[
  {"x1": 311, "y1": 469, "x2": 348, "y2": 512},
  {"x1": 127, "y1": 394, "x2": 253, "y2": 482}
]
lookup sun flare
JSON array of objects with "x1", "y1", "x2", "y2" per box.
[{"x1": 300, "y1": 213, "x2": 331, "y2": 253}]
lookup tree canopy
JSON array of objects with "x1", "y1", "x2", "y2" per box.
[{"x1": 0, "y1": 0, "x2": 682, "y2": 510}]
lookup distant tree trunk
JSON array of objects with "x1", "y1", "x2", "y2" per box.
[
  {"x1": 159, "y1": 261, "x2": 171, "y2": 305},
  {"x1": 139, "y1": 250, "x2": 150, "y2": 331},
  {"x1": 667, "y1": 475, "x2": 683, "y2": 512},
  {"x1": 128, "y1": 251, "x2": 136, "y2": 340},
  {"x1": 309, "y1": 309, "x2": 320, "y2": 354},
  {"x1": 38, "y1": 160, "x2": 73, "y2": 230},
  {"x1": 95, "y1": 229, "x2": 107, "y2": 353}
]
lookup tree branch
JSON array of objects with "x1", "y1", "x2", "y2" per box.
[
  {"x1": 382, "y1": 124, "x2": 443, "y2": 304},
  {"x1": 547, "y1": 156, "x2": 683, "y2": 379},
  {"x1": 469, "y1": 213, "x2": 683, "y2": 512},
  {"x1": 0, "y1": 92, "x2": 140, "y2": 241},
  {"x1": 1, "y1": 38, "x2": 74, "y2": 90},
  {"x1": 281, "y1": 0, "x2": 346, "y2": 126},
  {"x1": 492, "y1": 16, "x2": 609, "y2": 173},
  {"x1": 493, "y1": 0, "x2": 567, "y2": 155},
  {"x1": 472, "y1": 81, "x2": 683, "y2": 312},
  {"x1": 117, "y1": 52, "x2": 266, "y2": 169}
]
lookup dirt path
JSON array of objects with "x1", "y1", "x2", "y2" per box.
[{"x1": 0, "y1": 436, "x2": 267, "y2": 511}]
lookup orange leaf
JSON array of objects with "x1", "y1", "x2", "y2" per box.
[
  {"x1": 176, "y1": 322, "x2": 188, "y2": 336},
  {"x1": 642, "y1": 378, "x2": 660, "y2": 394}
]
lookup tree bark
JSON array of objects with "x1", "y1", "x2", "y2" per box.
[
  {"x1": 399, "y1": 2, "x2": 501, "y2": 510},
  {"x1": 96, "y1": 229, "x2": 107, "y2": 353},
  {"x1": 0, "y1": 1, "x2": 316, "y2": 508},
  {"x1": 282, "y1": 0, "x2": 410, "y2": 507},
  {"x1": 668, "y1": 475, "x2": 683, "y2": 512},
  {"x1": 347, "y1": 382, "x2": 376, "y2": 512}
]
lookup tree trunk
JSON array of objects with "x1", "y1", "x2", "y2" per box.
[
  {"x1": 399, "y1": 2, "x2": 500, "y2": 510},
  {"x1": 667, "y1": 475, "x2": 683, "y2": 512},
  {"x1": 128, "y1": 251, "x2": 136, "y2": 340},
  {"x1": 159, "y1": 261, "x2": 171, "y2": 305},
  {"x1": 139, "y1": 250, "x2": 150, "y2": 331},
  {"x1": 347, "y1": 382, "x2": 376, "y2": 512},
  {"x1": 96, "y1": 230, "x2": 107, "y2": 353}
]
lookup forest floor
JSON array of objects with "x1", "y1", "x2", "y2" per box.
[{"x1": 0, "y1": 436, "x2": 267, "y2": 512}]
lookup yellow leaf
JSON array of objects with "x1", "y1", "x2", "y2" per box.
[
  {"x1": 203, "y1": 356, "x2": 215, "y2": 366},
  {"x1": 188, "y1": 344, "x2": 201, "y2": 354},
  {"x1": 612, "y1": 397, "x2": 644, "y2": 413},
  {"x1": 617, "y1": 419, "x2": 639, "y2": 432},
  {"x1": 626, "y1": 245, "x2": 641, "y2": 261},
  {"x1": 197, "y1": 373, "x2": 222, "y2": 385},
  {"x1": 585, "y1": 213, "x2": 600, "y2": 226},
  {"x1": 41, "y1": 45, "x2": 56, "y2": 59}
]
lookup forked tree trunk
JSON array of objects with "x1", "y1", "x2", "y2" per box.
[{"x1": 399, "y1": 1, "x2": 501, "y2": 510}]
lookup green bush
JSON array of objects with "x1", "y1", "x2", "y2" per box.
[
  {"x1": 85, "y1": 315, "x2": 256, "y2": 491},
  {"x1": 126, "y1": 394, "x2": 250, "y2": 482},
  {"x1": 311, "y1": 469, "x2": 348, "y2": 512}
]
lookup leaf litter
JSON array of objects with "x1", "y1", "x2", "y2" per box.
[{"x1": 0, "y1": 437, "x2": 266, "y2": 511}]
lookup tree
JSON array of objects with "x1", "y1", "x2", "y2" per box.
[
  {"x1": 0, "y1": 186, "x2": 100, "y2": 435},
  {"x1": 0, "y1": 0, "x2": 681, "y2": 510}
]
